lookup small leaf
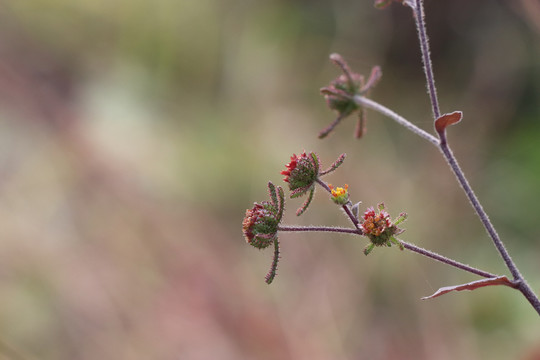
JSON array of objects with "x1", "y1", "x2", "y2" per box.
[
  {"x1": 320, "y1": 153, "x2": 347, "y2": 176},
  {"x1": 318, "y1": 112, "x2": 348, "y2": 139},
  {"x1": 268, "y1": 182, "x2": 278, "y2": 208},
  {"x1": 290, "y1": 184, "x2": 313, "y2": 198},
  {"x1": 265, "y1": 239, "x2": 280, "y2": 284},
  {"x1": 296, "y1": 188, "x2": 314, "y2": 216},
  {"x1": 434, "y1": 111, "x2": 463, "y2": 135},
  {"x1": 351, "y1": 201, "x2": 362, "y2": 220},
  {"x1": 329, "y1": 53, "x2": 354, "y2": 82},
  {"x1": 310, "y1": 152, "x2": 320, "y2": 173},
  {"x1": 361, "y1": 66, "x2": 382, "y2": 93},
  {"x1": 364, "y1": 243, "x2": 375, "y2": 255},
  {"x1": 421, "y1": 276, "x2": 515, "y2": 300},
  {"x1": 394, "y1": 212, "x2": 408, "y2": 225},
  {"x1": 354, "y1": 109, "x2": 366, "y2": 139},
  {"x1": 277, "y1": 186, "x2": 285, "y2": 221},
  {"x1": 390, "y1": 237, "x2": 404, "y2": 250}
]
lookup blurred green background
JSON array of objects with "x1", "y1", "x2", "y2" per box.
[{"x1": 0, "y1": 0, "x2": 539, "y2": 359}]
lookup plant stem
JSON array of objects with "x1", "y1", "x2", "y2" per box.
[
  {"x1": 316, "y1": 178, "x2": 361, "y2": 229},
  {"x1": 399, "y1": 239, "x2": 496, "y2": 279},
  {"x1": 439, "y1": 141, "x2": 540, "y2": 314},
  {"x1": 278, "y1": 225, "x2": 361, "y2": 235},
  {"x1": 278, "y1": 225, "x2": 497, "y2": 279},
  {"x1": 409, "y1": 0, "x2": 440, "y2": 119},
  {"x1": 354, "y1": 94, "x2": 540, "y2": 314},
  {"x1": 342, "y1": 205, "x2": 361, "y2": 229},
  {"x1": 408, "y1": 0, "x2": 540, "y2": 314},
  {"x1": 353, "y1": 95, "x2": 439, "y2": 145},
  {"x1": 351, "y1": 95, "x2": 533, "y2": 275},
  {"x1": 315, "y1": 178, "x2": 332, "y2": 192},
  {"x1": 438, "y1": 143, "x2": 517, "y2": 278}
]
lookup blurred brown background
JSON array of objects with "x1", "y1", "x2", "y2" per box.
[{"x1": 0, "y1": 0, "x2": 539, "y2": 359}]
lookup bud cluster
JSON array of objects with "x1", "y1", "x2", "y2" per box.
[{"x1": 242, "y1": 150, "x2": 408, "y2": 283}]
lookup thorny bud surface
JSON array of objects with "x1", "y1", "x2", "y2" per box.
[
  {"x1": 243, "y1": 182, "x2": 284, "y2": 249},
  {"x1": 281, "y1": 151, "x2": 320, "y2": 195},
  {"x1": 243, "y1": 202, "x2": 280, "y2": 249}
]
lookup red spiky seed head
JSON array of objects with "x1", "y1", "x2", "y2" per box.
[{"x1": 242, "y1": 202, "x2": 280, "y2": 249}]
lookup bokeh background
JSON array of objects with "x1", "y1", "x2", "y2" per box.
[{"x1": 0, "y1": 0, "x2": 539, "y2": 359}]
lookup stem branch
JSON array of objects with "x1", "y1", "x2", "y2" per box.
[
  {"x1": 399, "y1": 239, "x2": 496, "y2": 279},
  {"x1": 354, "y1": 93, "x2": 540, "y2": 314},
  {"x1": 353, "y1": 95, "x2": 439, "y2": 146},
  {"x1": 278, "y1": 225, "x2": 361, "y2": 235},
  {"x1": 279, "y1": 225, "x2": 497, "y2": 279}
]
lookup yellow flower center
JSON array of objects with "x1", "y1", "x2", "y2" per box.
[{"x1": 331, "y1": 184, "x2": 348, "y2": 197}]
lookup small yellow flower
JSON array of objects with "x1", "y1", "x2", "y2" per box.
[
  {"x1": 331, "y1": 184, "x2": 348, "y2": 197},
  {"x1": 329, "y1": 184, "x2": 349, "y2": 205}
]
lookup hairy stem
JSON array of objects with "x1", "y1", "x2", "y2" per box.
[
  {"x1": 315, "y1": 178, "x2": 332, "y2": 192},
  {"x1": 399, "y1": 240, "x2": 496, "y2": 279},
  {"x1": 279, "y1": 225, "x2": 496, "y2": 279},
  {"x1": 439, "y1": 142, "x2": 540, "y2": 314},
  {"x1": 409, "y1": 0, "x2": 440, "y2": 119},
  {"x1": 353, "y1": 95, "x2": 439, "y2": 145},
  {"x1": 438, "y1": 143, "x2": 518, "y2": 278},
  {"x1": 355, "y1": 92, "x2": 540, "y2": 313},
  {"x1": 278, "y1": 225, "x2": 361, "y2": 235},
  {"x1": 407, "y1": 0, "x2": 540, "y2": 314}
]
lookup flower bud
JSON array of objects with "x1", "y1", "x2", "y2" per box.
[
  {"x1": 329, "y1": 184, "x2": 350, "y2": 205},
  {"x1": 242, "y1": 203, "x2": 279, "y2": 249},
  {"x1": 281, "y1": 151, "x2": 320, "y2": 194},
  {"x1": 242, "y1": 182, "x2": 284, "y2": 249},
  {"x1": 242, "y1": 182, "x2": 285, "y2": 284}
]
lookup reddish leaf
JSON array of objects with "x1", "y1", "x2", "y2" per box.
[
  {"x1": 434, "y1": 111, "x2": 463, "y2": 135},
  {"x1": 421, "y1": 276, "x2": 515, "y2": 300}
]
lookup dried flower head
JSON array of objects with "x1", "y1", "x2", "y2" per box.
[
  {"x1": 361, "y1": 203, "x2": 407, "y2": 255},
  {"x1": 319, "y1": 54, "x2": 382, "y2": 139}
]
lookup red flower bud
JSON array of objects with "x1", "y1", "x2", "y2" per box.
[
  {"x1": 281, "y1": 151, "x2": 320, "y2": 192},
  {"x1": 242, "y1": 182, "x2": 284, "y2": 284},
  {"x1": 242, "y1": 202, "x2": 280, "y2": 249}
]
